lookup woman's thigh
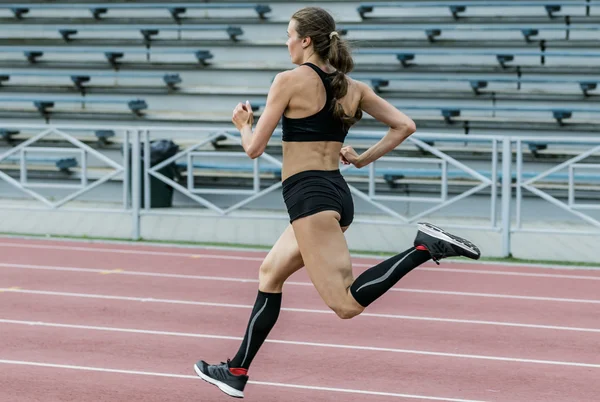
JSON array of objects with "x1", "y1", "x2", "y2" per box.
[
  {"x1": 258, "y1": 224, "x2": 305, "y2": 293},
  {"x1": 291, "y1": 210, "x2": 355, "y2": 309},
  {"x1": 260, "y1": 221, "x2": 351, "y2": 293}
]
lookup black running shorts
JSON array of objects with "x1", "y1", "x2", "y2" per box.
[{"x1": 282, "y1": 169, "x2": 354, "y2": 227}]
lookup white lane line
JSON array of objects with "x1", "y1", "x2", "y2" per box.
[
  {"x1": 2, "y1": 263, "x2": 599, "y2": 304},
  {"x1": 2, "y1": 288, "x2": 599, "y2": 333},
  {"x1": 0, "y1": 263, "x2": 259, "y2": 283},
  {"x1": 2, "y1": 319, "x2": 600, "y2": 369},
  {"x1": 2, "y1": 241, "x2": 599, "y2": 277},
  {"x1": 4, "y1": 260, "x2": 600, "y2": 281},
  {"x1": 0, "y1": 242, "x2": 266, "y2": 261},
  {"x1": 0, "y1": 359, "x2": 485, "y2": 402},
  {"x1": 396, "y1": 289, "x2": 600, "y2": 304},
  {"x1": 418, "y1": 267, "x2": 600, "y2": 280}
]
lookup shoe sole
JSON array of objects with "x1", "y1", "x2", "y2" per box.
[
  {"x1": 194, "y1": 363, "x2": 244, "y2": 398},
  {"x1": 417, "y1": 222, "x2": 481, "y2": 259}
]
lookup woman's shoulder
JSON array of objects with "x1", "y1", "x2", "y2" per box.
[
  {"x1": 270, "y1": 69, "x2": 298, "y2": 93},
  {"x1": 347, "y1": 76, "x2": 369, "y2": 91},
  {"x1": 273, "y1": 67, "x2": 306, "y2": 84},
  {"x1": 272, "y1": 66, "x2": 319, "y2": 90},
  {"x1": 285, "y1": 64, "x2": 335, "y2": 79},
  {"x1": 346, "y1": 76, "x2": 370, "y2": 100}
]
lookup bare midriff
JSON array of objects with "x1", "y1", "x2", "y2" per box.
[{"x1": 281, "y1": 140, "x2": 343, "y2": 180}]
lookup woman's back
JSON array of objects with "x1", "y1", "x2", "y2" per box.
[
  {"x1": 281, "y1": 63, "x2": 362, "y2": 180},
  {"x1": 231, "y1": 6, "x2": 415, "y2": 177}
]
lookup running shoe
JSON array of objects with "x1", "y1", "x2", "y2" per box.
[
  {"x1": 194, "y1": 360, "x2": 248, "y2": 398},
  {"x1": 414, "y1": 222, "x2": 481, "y2": 264}
]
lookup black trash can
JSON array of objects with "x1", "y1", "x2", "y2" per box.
[{"x1": 130, "y1": 139, "x2": 180, "y2": 208}]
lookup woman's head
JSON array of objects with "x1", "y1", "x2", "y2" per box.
[
  {"x1": 287, "y1": 7, "x2": 360, "y2": 129},
  {"x1": 287, "y1": 7, "x2": 353, "y2": 74}
]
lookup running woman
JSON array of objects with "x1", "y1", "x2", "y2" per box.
[{"x1": 194, "y1": 7, "x2": 481, "y2": 398}]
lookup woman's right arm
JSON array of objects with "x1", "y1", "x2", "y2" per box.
[{"x1": 349, "y1": 80, "x2": 416, "y2": 168}]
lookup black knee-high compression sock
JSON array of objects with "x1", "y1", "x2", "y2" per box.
[
  {"x1": 229, "y1": 290, "x2": 282, "y2": 371},
  {"x1": 350, "y1": 247, "x2": 430, "y2": 307}
]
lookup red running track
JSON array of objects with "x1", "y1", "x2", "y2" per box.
[{"x1": 0, "y1": 237, "x2": 599, "y2": 402}]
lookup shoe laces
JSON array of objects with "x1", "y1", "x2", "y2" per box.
[{"x1": 427, "y1": 241, "x2": 458, "y2": 264}]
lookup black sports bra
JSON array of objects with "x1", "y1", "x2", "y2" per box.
[{"x1": 281, "y1": 62, "x2": 348, "y2": 143}]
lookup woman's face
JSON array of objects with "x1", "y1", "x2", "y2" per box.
[{"x1": 286, "y1": 19, "x2": 304, "y2": 65}]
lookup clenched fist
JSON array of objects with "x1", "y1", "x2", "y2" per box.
[
  {"x1": 232, "y1": 100, "x2": 254, "y2": 131},
  {"x1": 340, "y1": 146, "x2": 362, "y2": 168}
]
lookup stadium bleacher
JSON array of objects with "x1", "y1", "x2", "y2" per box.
[
  {"x1": 0, "y1": 3, "x2": 273, "y2": 20},
  {"x1": 0, "y1": 1, "x2": 597, "y2": 131},
  {"x1": 353, "y1": 75, "x2": 598, "y2": 95},
  {"x1": 0, "y1": 71, "x2": 184, "y2": 91},
  {"x1": 1, "y1": 24, "x2": 246, "y2": 42},
  {"x1": 355, "y1": 1, "x2": 598, "y2": 19},
  {"x1": 1, "y1": 0, "x2": 599, "y2": 201}
]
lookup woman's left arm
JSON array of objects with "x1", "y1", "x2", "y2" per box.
[{"x1": 233, "y1": 71, "x2": 293, "y2": 159}]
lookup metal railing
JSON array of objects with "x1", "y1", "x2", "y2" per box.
[
  {"x1": 1, "y1": 123, "x2": 600, "y2": 256},
  {"x1": 514, "y1": 136, "x2": 600, "y2": 235}
]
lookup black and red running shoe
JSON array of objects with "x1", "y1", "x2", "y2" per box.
[{"x1": 414, "y1": 222, "x2": 481, "y2": 264}]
